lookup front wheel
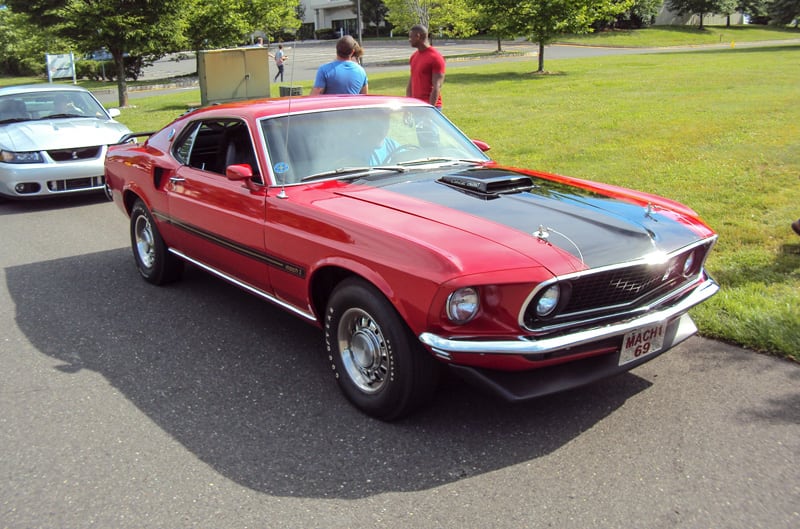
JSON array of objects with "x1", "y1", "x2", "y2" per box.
[
  {"x1": 325, "y1": 277, "x2": 439, "y2": 420},
  {"x1": 129, "y1": 199, "x2": 183, "y2": 285}
]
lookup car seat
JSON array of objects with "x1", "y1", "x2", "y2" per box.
[{"x1": 218, "y1": 126, "x2": 260, "y2": 180}]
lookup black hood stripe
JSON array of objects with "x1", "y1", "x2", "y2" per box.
[{"x1": 348, "y1": 168, "x2": 700, "y2": 268}]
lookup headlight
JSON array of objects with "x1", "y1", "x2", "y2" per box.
[
  {"x1": 446, "y1": 287, "x2": 479, "y2": 324},
  {"x1": 681, "y1": 250, "x2": 697, "y2": 277},
  {"x1": 1, "y1": 150, "x2": 43, "y2": 164},
  {"x1": 535, "y1": 284, "x2": 561, "y2": 317}
]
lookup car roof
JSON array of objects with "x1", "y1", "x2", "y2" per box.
[
  {"x1": 0, "y1": 84, "x2": 92, "y2": 97},
  {"x1": 190, "y1": 95, "x2": 430, "y2": 120}
]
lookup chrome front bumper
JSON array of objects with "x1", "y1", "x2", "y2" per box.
[{"x1": 419, "y1": 277, "x2": 719, "y2": 359}]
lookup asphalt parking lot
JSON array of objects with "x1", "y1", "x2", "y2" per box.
[{"x1": 1, "y1": 193, "x2": 799, "y2": 528}]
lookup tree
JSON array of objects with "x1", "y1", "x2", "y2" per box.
[
  {"x1": 614, "y1": 0, "x2": 662, "y2": 28},
  {"x1": 361, "y1": 0, "x2": 391, "y2": 37},
  {"x1": 4, "y1": 0, "x2": 63, "y2": 27},
  {"x1": 474, "y1": 2, "x2": 518, "y2": 52},
  {"x1": 736, "y1": 0, "x2": 769, "y2": 23},
  {"x1": 61, "y1": 0, "x2": 189, "y2": 107},
  {"x1": 6, "y1": 0, "x2": 190, "y2": 108},
  {"x1": 184, "y1": 0, "x2": 251, "y2": 51},
  {"x1": 383, "y1": 0, "x2": 480, "y2": 39},
  {"x1": 185, "y1": 0, "x2": 302, "y2": 51},
  {"x1": 768, "y1": 0, "x2": 800, "y2": 25},
  {"x1": 475, "y1": 0, "x2": 632, "y2": 73},
  {"x1": 246, "y1": 0, "x2": 301, "y2": 40},
  {"x1": 0, "y1": 7, "x2": 69, "y2": 75},
  {"x1": 664, "y1": 0, "x2": 738, "y2": 28}
]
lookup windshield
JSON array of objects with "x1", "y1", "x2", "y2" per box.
[
  {"x1": 261, "y1": 105, "x2": 490, "y2": 185},
  {"x1": 0, "y1": 91, "x2": 110, "y2": 124}
]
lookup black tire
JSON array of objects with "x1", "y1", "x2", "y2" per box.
[
  {"x1": 129, "y1": 199, "x2": 183, "y2": 285},
  {"x1": 325, "y1": 277, "x2": 440, "y2": 420}
]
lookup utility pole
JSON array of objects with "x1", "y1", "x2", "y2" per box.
[{"x1": 356, "y1": 0, "x2": 362, "y2": 44}]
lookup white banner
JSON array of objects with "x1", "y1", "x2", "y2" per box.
[{"x1": 46, "y1": 53, "x2": 76, "y2": 83}]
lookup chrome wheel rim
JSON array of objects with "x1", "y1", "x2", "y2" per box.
[
  {"x1": 337, "y1": 307, "x2": 389, "y2": 393},
  {"x1": 134, "y1": 215, "x2": 155, "y2": 269}
]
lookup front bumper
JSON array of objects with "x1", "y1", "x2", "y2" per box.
[
  {"x1": 419, "y1": 276, "x2": 719, "y2": 402},
  {"x1": 419, "y1": 276, "x2": 719, "y2": 359},
  {"x1": 0, "y1": 159, "x2": 106, "y2": 198},
  {"x1": 447, "y1": 312, "x2": 698, "y2": 402}
]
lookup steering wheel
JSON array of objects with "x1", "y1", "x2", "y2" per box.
[{"x1": 385, "y1": 144, "x2": 422, "y2": 164}]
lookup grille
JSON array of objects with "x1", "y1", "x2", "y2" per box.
[
  {"x1": 47, "y1": 146, "x2": 102, "y2": 162},
  {"x1": 564, "y1": 263, "x2": 680, "y2": 313},
  {"x1": 47, "y1": 176, "x2": 104, "y2": 192},
  {"x1": 523, "y1": 241, "x2": 713, "y2": 331}
]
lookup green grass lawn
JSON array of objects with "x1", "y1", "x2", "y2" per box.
[
  {"x1": 3, "y1": 31, "x2": 799, "y2": 360},
  {"x1": 557, "y1": 25, "x2": 800, "y2": 47}
]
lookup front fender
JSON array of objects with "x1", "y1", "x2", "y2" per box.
[{"x1": 307, "y1": 255, "x2": 439, "y2": 334}]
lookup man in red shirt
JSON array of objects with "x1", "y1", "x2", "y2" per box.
[{"x1": 406, "y1": 25, "x2": 445, "y2": 109}]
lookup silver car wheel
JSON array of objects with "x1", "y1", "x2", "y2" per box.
[
  {"x1": 337, "y1": 307, "x2": 389, "y2": 394},
  {"x1": 134, "y1": 215, "x2": 156, "y2": 270}
]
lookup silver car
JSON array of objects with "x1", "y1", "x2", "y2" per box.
[{"x1": 0, "y1": 84, "x2": 131, "y2": 199}]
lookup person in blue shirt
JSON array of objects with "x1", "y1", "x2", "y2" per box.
[
  {"x1": 356, "y1": 109, "x2": 400, "y2": 165},
  {"x1": 310, "y1": 36, "x2": 368, "y2": 95}
]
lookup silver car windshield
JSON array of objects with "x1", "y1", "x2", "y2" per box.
[
  {"x1": 261, "y1": 106, "x2": 490, "y2": 185},
  {"x1": 0, "y1": 91, "x2": 110, "y2": 124}
]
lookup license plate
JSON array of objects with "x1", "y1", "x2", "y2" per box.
[{"x1": 619, "y1": 322, "x2": 667, "y2": 366}]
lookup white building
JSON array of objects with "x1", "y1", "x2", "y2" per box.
[{"x1": 300, "y1": 0, "x2": 359, "y2": 38}]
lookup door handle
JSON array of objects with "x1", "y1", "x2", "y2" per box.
[{"x1": 169, "y1": 176, "x2": 186, "y2": 183}]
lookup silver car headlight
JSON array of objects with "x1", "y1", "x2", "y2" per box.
[
  {"x1": 535, "y1": 284, "x2": 561, "y2": 317},
  {"x1": 1, "y1": 150, "x2": 43, "y2": 164},
  {"x1": 446, "y1": 287, "x2": 479, "y2": 324}
]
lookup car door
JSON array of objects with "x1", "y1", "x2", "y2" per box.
[{"x1": 166, "y1": 118, "x2": 271, "y2": 293}]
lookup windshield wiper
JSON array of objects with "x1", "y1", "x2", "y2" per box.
[
  {"x1": 0, "y1": 118, "x2": 30, "y2": 125},
  {"x1": 40, "y1": 113, "x2": 87, "y2": 119},
  {"x1": 300, "y1": 165, "x2": 407, "y2": 183},
  {"x1": 396, "y1": 157, "x2": 485, "y2": 167}
]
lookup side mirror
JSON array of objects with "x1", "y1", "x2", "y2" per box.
[
  {"x1": 472, "y1": 139, "x2": 491, "y2": 152},
  {"x1": 226, "y1": 164, "x2": 254, "y2": 181},
  {"x1": 107, "y1": 108, "x2": 121, "y2": 118}
]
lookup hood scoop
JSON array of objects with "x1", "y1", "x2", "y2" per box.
[{"x1": 439, "y1": 169, "x2": 533, "y2": 198}]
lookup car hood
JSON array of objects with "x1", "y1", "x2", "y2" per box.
[
  {"x1": 0, "y1": 118, "x2": 130, "y2": 150},
  {"x1": 333, "y1": 166, "x2": 706, "y2": 270}
]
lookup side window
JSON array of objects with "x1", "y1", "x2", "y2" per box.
[
  {"x1": 172, "y1": 119, "x2": 260, "y2": 183},
  {"x1": 173, "y1": 122, "x2": 200, "y2": 165},
  {"x1": 174, "y1": 121, "x2": 223, "y2": 172}
]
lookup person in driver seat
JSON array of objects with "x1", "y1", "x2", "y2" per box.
[{"x1": 363, "y1": 109, "x2": 400, "y2": 165}]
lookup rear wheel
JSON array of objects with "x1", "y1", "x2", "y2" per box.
[
  {"x1": 325, "y1": 277, "x2": 439, "y2": 420},
  {"x1": 130, "y1": 199, "x2": 183, "y2": 284}
]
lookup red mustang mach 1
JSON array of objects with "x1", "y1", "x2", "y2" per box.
[{"x1": 105, "y1": 95, "x2": 718, "y2": 420}]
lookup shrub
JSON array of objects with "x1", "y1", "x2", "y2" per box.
[{"x1": 315, "y1": 28, "x2": 338, "y2": 40}]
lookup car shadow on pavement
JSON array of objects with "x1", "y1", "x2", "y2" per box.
[
  {"x1": 0, "y1": 193, "x2": 108, "y2": 216},
  {"x1": 6, "y1": 248, "x2": 653, "y2": 499}
]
